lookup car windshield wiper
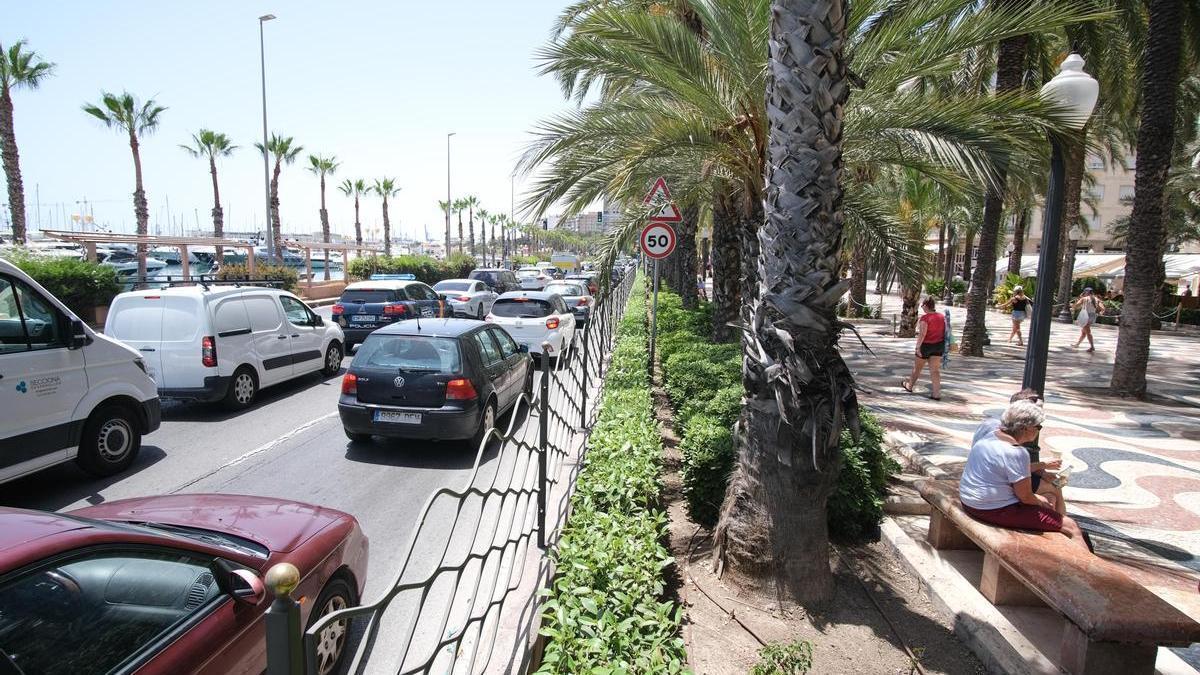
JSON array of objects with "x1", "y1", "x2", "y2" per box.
[{"x1": 129, "y1": 522, "x2": 266, "y2": 557}]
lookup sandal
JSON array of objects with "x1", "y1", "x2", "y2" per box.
[
  {"x1": 931, "y1": 395, "x2": 942, "y2": 401},
  {"x1": 900, "y1": 380, "x2": 914, "y2": 393}
]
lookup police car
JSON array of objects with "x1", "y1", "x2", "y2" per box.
[{"x1": 332, "y1": 275, "x2": 450, "y2": 351}]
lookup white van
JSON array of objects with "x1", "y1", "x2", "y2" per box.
[
  {"x1": 0, "y1": 258, "x2": 160, "y2": 484},
  {"x1": 105, "y1": 284, "x2": 345, "y2": 409}
]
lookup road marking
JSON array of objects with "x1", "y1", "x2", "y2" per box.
[{"x1": 169, "y1": 412, "x2": 338, "y2": 494}]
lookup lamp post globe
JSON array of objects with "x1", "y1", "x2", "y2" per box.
[{"x1": 1039, "y1": 53, "x2": 1100, "y2": 130}]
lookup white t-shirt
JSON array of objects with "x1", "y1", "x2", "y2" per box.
[
  {"x1": 972, "y1": 417, "x2": 1000, "y2": 447},
  {"x1": 959, "y1": 435, "x2": 1031, "y2": 510}
]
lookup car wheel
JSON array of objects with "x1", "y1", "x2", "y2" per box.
[
  {"x1": 223, "y1": 367, "x2": 258, "y2": 410},
  {"x1": 523, "y1": 364, "x2": 534, "y2": 397},
  {"x1": 321, "y1": 342, "x2": 343, "y2": 376},
  {"x1": 476, "y1": 304, "x2": 485, "y2": 320},
  {"x1": 344, "y1": 428, "x2": 372, "y2": 444},
  {"x1": 308, "y1": 576, "x2": 357, "y2": 675},
  {"x1": 469, "y1": 400, "x2": 496, "y2": 450},
  {"x1": 76, "y1": 404, "x2": 141, "y2": 476}
]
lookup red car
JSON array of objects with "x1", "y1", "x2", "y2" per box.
[{"x1": 0, "y1": 494, "x2": 368, "y2": 675}]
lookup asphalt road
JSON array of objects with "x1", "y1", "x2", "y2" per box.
[{"x1": 0, "y1": 303, "x2": 555, "y2": 673}]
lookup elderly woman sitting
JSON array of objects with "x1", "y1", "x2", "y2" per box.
[{"x1": 959, "y1": 400, "x2": 1089, "y2": 548}]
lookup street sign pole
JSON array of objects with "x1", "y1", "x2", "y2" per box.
[{"x1": 649, "y1": 258, "x2": 661, "y2": 371}]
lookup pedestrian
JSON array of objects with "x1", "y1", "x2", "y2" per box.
[
  {"x1": 972, "y1": 389, "x2": 1064, "y2": 505},
  {"x1": 1071, "y1": 287, "x2": 1104, "y2": 352},
  {"x1": 901, "y1": 295, "x2": 944, "y2": 400},
  {"x1": 999, "y1": 285, "x2": 1032, "y2": 346}
]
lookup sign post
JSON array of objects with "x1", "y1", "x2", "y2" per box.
[{"x1": 641, "y1": 221, "x2": 677, "y2": 369}]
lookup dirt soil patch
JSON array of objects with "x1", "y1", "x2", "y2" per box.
[{"x1": 652, "y1": 372, "x2": 985, "y2": 674}]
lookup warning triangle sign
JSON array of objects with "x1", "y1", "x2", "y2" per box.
[{"x1": 643, "y1": 176, "x2": 683, "y2": 223}]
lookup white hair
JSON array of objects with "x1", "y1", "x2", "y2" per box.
[{"x1": 1000, "y1": 400, "x2": 1044, "y2": 436}]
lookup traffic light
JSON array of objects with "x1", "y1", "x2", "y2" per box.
[{"x1": 597, "y1": 211, "x2": 603, "y2": 223}]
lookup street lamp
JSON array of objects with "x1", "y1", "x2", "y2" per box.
[
  {"x1": 259, "y1": 13, "x2": 276, "y2": 262},
  {"x1": 446, "y1": 132, "x2": 456, "y2": 257},
  {"x1": 1023, "y1": 53, "x2": 1098, "y2": 395}
]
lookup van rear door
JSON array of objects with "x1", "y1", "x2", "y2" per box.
[
  {"x1": 157, "y1": 295, "x2": 203, "y2": 390},
  {"x1": 106, "y1": 293, "x2": 165, "y2": 385}
]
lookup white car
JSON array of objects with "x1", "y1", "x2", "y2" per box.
[
  {"x1": 486, "y1": 291, "x2": 577, "y2": 358},
  {"x1": 0, "y1": 258, "x2": 160, "y2": 485},
  {"x1": 516, "y1": 267, "x2": 550, "y2": 290},
  {"x1": 105, "y1": 284, "x2": 345, "y2": 409},
  {"x1": 432, "y1": 279, "x2": 498, "y2": 320}
]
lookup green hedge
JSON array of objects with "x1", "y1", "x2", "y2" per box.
[
  {"x1": 538, "y1": 276, "x2": 688, "y2": 674},
  {"x1": 679, "y1": 414, "x2": 735, "y2": 527},
  {"x1": 215, "y1": 263, "x2": 299, "y2": 294},
  {"x1": 344, "y1": 253, "x2": 475, "y2": 284},
  {"x1": 4, "y1": 255, "x2": 121, "y2": 316},
  {"x1": 827, "y1": 409, "x2": 898, "y2": 542}
]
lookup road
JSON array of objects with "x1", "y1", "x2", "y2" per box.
[{"x1": 0, "y1": 304, "x2": 556, "y2": 673}]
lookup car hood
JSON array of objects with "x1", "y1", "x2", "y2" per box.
[{"x1": 70, "y1": 494, "x2": 347, "y2": 554}]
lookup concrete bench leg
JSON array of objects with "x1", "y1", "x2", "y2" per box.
[
  {"x1": 927, "y1": 510, "x2": 979, "y2": 550},
  {"x1": 979, "y1": 553, "x2": 1045, "y2": 607},
  {"x1": 1060, "y1": 623, "x2": 1157, "y2": 675}
]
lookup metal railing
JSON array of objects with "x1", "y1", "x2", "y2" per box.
[{"x1": 264, "y1": 272, "x2": 635, "y2": 675}]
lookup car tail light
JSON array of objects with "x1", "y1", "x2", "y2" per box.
[
  {"x1": 457, "y1": 295, "x2": 472, "y2": 302},
  {"x1": 341, "y1": 372, "x2": 358, "y2": 395},
  {"x1": 546, "y1": 317, "x2": 560, "y2": 330},
  {"x1": 201, "y1": 336, "x2": 217, "y2": 367},
  {"x1": 383, "y1": 303, "x2": 407, "y2": 316},
  {"x1": 332, "y1": 303, "x2": 345, "y2": 315},
  {"x1": 538, "y1": 274, "x2": 547, "y2": 280},
  {"x1": 446, "y1": 378, "x2": 478, "y2": 400},
  {"x1": 576, "y1": 297, "x2": 589, "y2": 306}
]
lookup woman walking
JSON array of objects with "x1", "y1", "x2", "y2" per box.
[
  {"x1": 1000, "y1": 286, "x2": 1032, "y2": 346},
  {"x1": 1072, "y1": 287, "x2": 1104, "y2": 352},
  {"x1": 901, "y1": 296, "x2": 945, "y2": 400}
]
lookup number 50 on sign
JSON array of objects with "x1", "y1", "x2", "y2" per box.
[{"x1": 640, "y1": 222, "x2": 676, "y2": 259}]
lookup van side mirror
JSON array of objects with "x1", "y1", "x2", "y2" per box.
[
  {"x1": 313, "y1": 315, "x2": 325, "y2": 327},
  {"x1": 68, "y1": 319, "x2": 90, "y2": 350},
  {"x1": 518, "y1": 344, "x2": 530, "y2": 354}
]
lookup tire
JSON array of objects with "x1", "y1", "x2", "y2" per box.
[
  {"x1": 468, "y1": 399, "x2": 496, "y2": 450},
  {"x1": 475, "y1": 303, "x2": 485, "y2": 320},
  {"x1": 75, "y1": 404, "x2": 141, "y2": 477},
  {"x1": 344, "y1": 428, "x2": 372, "y2": 444},
  {"x1": 523, "y1": 364, "x2": 534, "y2": 397},
  {"x1": 307, "y1": 575, "x2": 357, "y2": 675},
  {"x1": 321, "y1": 342, "x2": 344, "y2": 376},
  {"x1": 223, "y1": 367, "x2": 258, "y2": 410}
]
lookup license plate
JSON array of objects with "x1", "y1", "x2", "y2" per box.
[
  {"x1": 352, "y1": 315, "x2": 374, "y2": 322},
  {"x1": 374, "y1": 411, "x2": 421, "y2": 424},
  {"x1": 421, "y1": 307, "x2": 434, "y2": 317}
]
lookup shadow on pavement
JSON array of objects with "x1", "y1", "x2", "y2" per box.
[
  {"x1": 161, "y1": 369, "x2": 345, "y2": 423},
  {"x1": 0, "y1": 445, "x2": 168, "y2": 511}
]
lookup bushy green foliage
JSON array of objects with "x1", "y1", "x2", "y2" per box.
[
  {"x1": 679, "y1": 415, "x2": 735, "y2": 527},
  {"x1": 750, "y1": 641, "x2": 814, "y2": 675},
  {"x1": 1072, "y1": 276, "x2": 1108, "y2": 296},
  {"x1": 927, "y1": 277, "x2": 966, "y2": 297},
  {"x1": 538, "y1": 276, "x2": 688, "y2": 674},
  {"x1": 215, "y1": 263, "x2": 299, "y2": 293},
  {"x1": 345, "y1": 253, "x2": 474, "y2": 284},
  {"x1": 679, "y1": 385, "x2": 742, "y2": 429},
  {"x1": 993, "y1": 273, "x2": 1037, "y2": 311},
  {"x1": 6, "y1": 255, "x2": 121, "y2": 315},
  {"x1": 827, "y1": 409, "x2": 899, "y2": 542},
  {"x1": 511, "y1": 254, "x2": 543, "y2": 266}
]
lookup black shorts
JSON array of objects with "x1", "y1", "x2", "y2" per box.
[{"x1": 919, "y1": 342, "x2": 944, "y2": 359}]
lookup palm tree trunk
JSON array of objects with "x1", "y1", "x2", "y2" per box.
[
  {"x1": 849, "y1": 242, "x2": 868, "y2": 317},
  {"x1": 129, "y1": 132, "x2": 149, "y2": 279},
  {"x1": 270, "y1": 160, "x2": 283, "y2": 263},
  {"x1": 1056, "y1": 144, "x2": 1085, "y2": 318},
  {"x1": 714, "y1": 0, "x2": 851, "y2": 606},
  {"x1": 711, "y1": 190, "x2": 740, "y2": 341},
  {"x1": 353, "y1": 195, "x2": 362, "y2": 246},
  {"x1": 1113, "y1": 0, "x2": 1184, "y2": 397},
  {"x1": 0, "y1": 90, "x2": 28, "y2": 244},
  {"x1": 678, "y1": 205, "x2": 699, "y2": 309},
  {"x1": 960, "y1": 32, "x2": 1027, "y2": 356},
  {"x1": 468, "y1": 207, "x2": 476, "y2": 259},
  {"x1": 962, "y1": 228, "x2": 976, "y2": 282},
  {"x1": 936, "y1": 219, "x2": 946, "y2": 279},
  {"x1": 457, "y1": 212, "x2": 464, "y2": 255},
  {"x1": 382, "y1": 196, "x2": 392, "y2": 256},
  {"x1": 319, "y1": 175, "x2": 331, "y2": 281},
  {"x1": 208, "y1": 155, "x2": 225, "y2": 263},
  {"x1": 1007, "y1": 208, "x2": 1028, "y2": 278}
]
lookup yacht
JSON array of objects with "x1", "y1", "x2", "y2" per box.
[{"x1": 97, "y1": 249, "x2": 168, "y2": 276}]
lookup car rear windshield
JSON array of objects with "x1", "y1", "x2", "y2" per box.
[
  {"x1": 434, "y1": 281, "x2": 471, "y2": 292},
  {"x1": 355, "y1": 335, "x2": 461, "y2": 373},
  {"x1": 491, "y1": 298, "x2": 554, "y2": 318},
  {"x1": 544, "y1": 284, "x2": 584, "y2": 297},
  {"x1": 341, "y1": 289, "x2": 397, "y2": 303},
  {"x1": 517, "y1": 270, "x2": 540, "y2": 278},
  {"x1": 469, "y1": 271, "x2": 498, "y2": 282}
]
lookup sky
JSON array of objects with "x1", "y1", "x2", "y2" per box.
[{"x1": 2, "y1": 1, "x2": 580, "y2": 244}]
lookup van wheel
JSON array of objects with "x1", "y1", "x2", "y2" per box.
[
  {"x1": 76, "y1": 404, "x2": 141, "y2": 476},
  {"x1": 224, "y1": 367, "x2": 258, "y2": 410},
  {"x1": 322, "y1": 343, "x2": 343, "y2": 376}
]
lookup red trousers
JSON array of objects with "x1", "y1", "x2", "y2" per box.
[{"x1": 962, "y1": 501, "x2": 1062, "y2": 532}]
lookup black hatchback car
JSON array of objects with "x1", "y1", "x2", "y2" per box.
[
  {"x1": 338, "y1": 319, "x2": 533, "y2": 447},
  {"x1": 332, "y1": 276, "x2": 450, "y2": 351}
]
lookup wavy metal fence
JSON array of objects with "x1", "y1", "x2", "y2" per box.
[{"x1": 264, "y1": 273, "x2": 635, "y2": 675}]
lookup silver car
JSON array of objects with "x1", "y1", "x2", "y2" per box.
[
  {"x1": 433, "y1": 279, "x2": 498, "y2": 320},
  {"x1": 543, "y1": 281, "x2": 594, "y2": 324},
  {"x1": 516, "y1": 267, "x2": 550, "y2": 290}
]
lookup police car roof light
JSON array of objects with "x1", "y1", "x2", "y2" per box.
[{"x1": 370, "y1": 273, "x2": 417, "y2": 281}]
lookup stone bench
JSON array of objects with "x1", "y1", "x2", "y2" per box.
[{"x1": 915, "y1": 478, "x2": 1200, "y2": 675}]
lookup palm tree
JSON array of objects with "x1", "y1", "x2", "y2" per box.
[
  {"x1": 179, "y1": 129, "x2": 236, "y2": 262},
  {"x1": 0, "y1": 40, "x2": 53, "y2": 244},
  {"x1": 462, "y1": 195, "x2": 481, "y2": 258},
  {"x1": 452, "y1": 197, "x2": 467, "y2": 255},
  {"x1": 307, "y1": 154, "x2": 340, "y2": 280},
  {"x1": 477, "y1": 207, "x2": 491, "y2": 264},
  {"x1": 1113, "y1": 0, "x2": 1187, "y2": 396},
  {"x1": 82, "y1": 91, "x2": 166, "y2": 279},
  {"x1": 372, "y1": 178, "x2": 400, "y2": 255},
  {"x1": 254, "y1": 134, "x2": 303, "y2": 261},
  {"x1": 493, "y1": 213, "x2": 508, "y2": 265},
  {"x1": 338, "y1": 178, "x2": 367, "y2": 247}
]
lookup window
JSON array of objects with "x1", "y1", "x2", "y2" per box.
[
  {"x1": 491, "y1": 298, "x2": 554, "y2": 318},
  {"x1": 1087, "y1": 184, "x2": 1105, "y2": 200},
  {"x1": 433, "y1": 281, "x2": 472, "y2": 292},
  {"x1": 406, "y1": 284, "x2": 436, "y2": 301},
  {"x1": 356, "y1": 335, "x2": 461, "y2": 373},
  {"x1": 1089, "y1": 214, "x2": 1102, "y2": 230},
  {"x1": 473, "y1": 331, "x2": 502, "y2": 366},
  {"x1": 280, "y1": 296, "x2": 312, "y2": 326},
  {"x1": 245, "y1": 296, "x2": 282, "y2": 333},
  {"x1": 1124, "y1": 154, "x2": 1136, "y2": 170},
  {"x1": 491, "y1": 328, "x2": 520, "y2": 358},
  {"x1": 340, "y1": 289, "x2": 396, "y2": 303},
  {"x1": 0, "y1": 549, "x2": 221, "y2": 675},
  {"x1": 0, "y1": 276, "x2": 66, "y2": 354},
  {"x1": 213, "y1": 298, "x2": 251, "y2": 336},
  {"x1": 1119, "y1": 185, "x2": 1135, "y2": 201},
  {"x1": 0, "y1": 276, "x2": 27, "y2": 354},
  {"x1": 1087, "y1": 155, "x2": 1104, "y2": 170}
]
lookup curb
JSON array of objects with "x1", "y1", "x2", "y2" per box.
[{"x1": 885, "y1": 434, "x2": 950, "y2": 480}]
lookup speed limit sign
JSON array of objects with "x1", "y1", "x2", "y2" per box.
[{"x1": 640, "y1": 222, "x2": 677, "y2": 259}]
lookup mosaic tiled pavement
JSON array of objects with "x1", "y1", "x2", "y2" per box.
[{"x1": 842, "y1": 296, "x2": 1200, "y2": 666}]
